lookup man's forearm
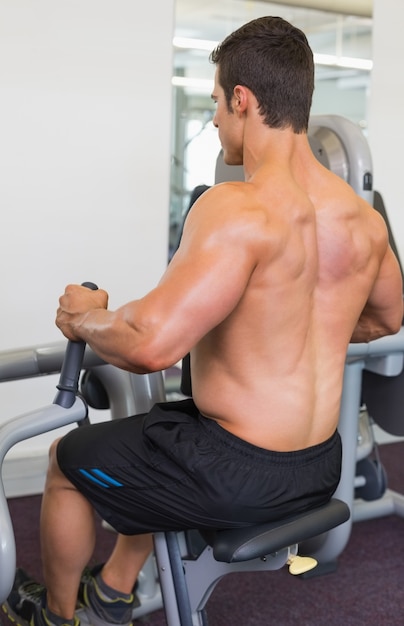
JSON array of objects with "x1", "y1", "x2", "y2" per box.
[{"x1": 351, "y1": 315, "x2": 400, "y2": 343}]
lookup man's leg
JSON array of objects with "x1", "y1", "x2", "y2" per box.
[
  {"x1": 100, "y1": 534, "x2": 153, "y2": 596},
  {"x1": 41, "y1": 439, "x2": 153, "y2": 623},
  {"x1": 40, "y1": 439, "x2": 97, "y2": 619}
]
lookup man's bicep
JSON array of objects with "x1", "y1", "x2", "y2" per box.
[
  {"x1": 145, "y1": 184, "x2": 260, "y2": 358},
  {"x1": 159, "y1": 235, "x2": 254, "y2": 343}
]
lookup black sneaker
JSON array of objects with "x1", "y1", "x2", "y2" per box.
[
  {"x1": 1, "y1": 569, "x2": 79, "y2": 626},
  {"x1": 1, "y1": 568, "x2": 44, "y2": 626},
  {"x1": 77, "y1": 566, "x2": 137, "y2": 626}
]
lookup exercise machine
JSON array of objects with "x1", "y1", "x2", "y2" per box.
[
  {"x1": 310, "y1": 328, "x2": 404, "y2": 571},
  {"x1": 0, "y1": 338, "x2": 165, "y2": 620},
  {"x1": 3, "y1": 328, "x2": 404, "y2": 623},
  {"x1": 0, "y1": 326, "x2": 349, "y2": 626}
]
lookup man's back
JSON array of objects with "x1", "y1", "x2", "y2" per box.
[
  {"x1": 190, "y1": 149, "x2": 402, "y2": 451},
  {"x1": 54, "y1": 16, "x2": 403, "y2": 456}
]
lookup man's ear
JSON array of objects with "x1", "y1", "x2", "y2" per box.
[{"x1": 233, "y1": 85, "x2": 248, "y2": 113}]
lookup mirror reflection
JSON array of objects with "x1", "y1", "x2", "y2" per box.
[{"x1": 170, "y1": 1, "x2": 372, "y2": 256}]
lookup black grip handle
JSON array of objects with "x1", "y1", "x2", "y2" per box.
[{"x1": 54, "y1": 282, "x2": 98, "y2": 408}]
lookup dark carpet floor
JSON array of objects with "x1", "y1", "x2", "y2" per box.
[{"x1": 2, "y1": 441, "x2": 404, "y2": 625}]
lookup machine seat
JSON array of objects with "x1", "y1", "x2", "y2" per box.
[{"x1": 205, "y1": 498, "x2": 350, "y2": 563}]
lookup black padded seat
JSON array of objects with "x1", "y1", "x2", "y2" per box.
[
  {"x1": 207, "y1": 498, "x2": 350, "y2": 563},
  {"x1": 157, "y1": 498, "x2": 350, "y2": 625}
]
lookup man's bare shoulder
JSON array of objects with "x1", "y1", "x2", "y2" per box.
[
  {"x1": 190, "y1": 180, "x2": 254, "y2": 211},
  {"x1": 331, "y1": 181, "x2": 386, "y2": 241},
  {"x1": 183, "y1": 180, "x2": 270, "y2": 235},
  {"x1": 309, "y1": 166, "x2": 382, "y2": 228}
]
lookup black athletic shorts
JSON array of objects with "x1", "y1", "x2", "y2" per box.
[{"x1": 57, "y1": 398, "x2": 342, "y2": 535}]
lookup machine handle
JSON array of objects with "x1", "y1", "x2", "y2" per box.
[{"x1": 54, "y1": 282, "x2": 98, "y2": 408}]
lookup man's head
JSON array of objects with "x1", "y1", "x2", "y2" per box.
[{"x1": 210, "y1": 16, "x2": 314, "y2": 133}]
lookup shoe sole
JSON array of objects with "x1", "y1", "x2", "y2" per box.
[
  {"x1": 1, "y1": 601, "x2": 30, "y2": 626},
  {"x1": 76, "y1": 605, "x2": 133, "y2": 626}
]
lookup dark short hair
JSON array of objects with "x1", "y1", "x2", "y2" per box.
[{"x1": 210, "y1": 16, "x2": 314, "y2": 133}]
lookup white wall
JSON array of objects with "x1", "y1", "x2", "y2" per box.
[
  {"x1": 368, "y1": 0, "x2": 404, "y2": 263},
  {"x1": 0, "y1": 0, "x2": 175, "y2": 467}
]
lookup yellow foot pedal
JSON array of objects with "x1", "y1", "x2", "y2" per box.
[{"x1": 287, "y1": 554, "x2": 318, "y2": 575}]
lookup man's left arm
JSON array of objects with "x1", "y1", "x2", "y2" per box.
[
  {"x1": 56, "y1": 185, "x2": 258, "y2": 373},
  {"x1": 351, "y1": 244, "x2": 403, "y2": 343}
]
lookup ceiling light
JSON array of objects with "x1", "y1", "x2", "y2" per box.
[
  {"x1": 172, "y1": 76, "x2": 213, "y2": 90},
  {"x1": 173, "y1": 36, "x2": 218, "y2": 51},
  {"x1": 314, "y1": 53, "x2": 373, "y2": 70}
]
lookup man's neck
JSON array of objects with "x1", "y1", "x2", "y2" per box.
[{"x1": 242, "y1": 126, "x2": 312, "y2": 181}]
